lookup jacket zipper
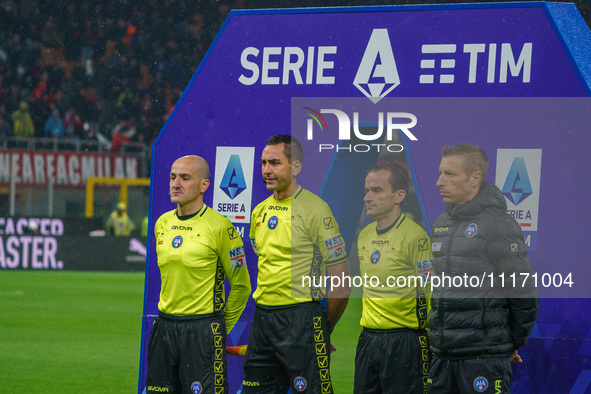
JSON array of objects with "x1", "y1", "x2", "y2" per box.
[{"x1": 439, "y1": 219, "x2": 459, "y2": 351}]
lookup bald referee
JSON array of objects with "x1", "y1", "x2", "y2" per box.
[
  {"x1": 243, "y1": 135, "x2": 350, "y2": 394},
  {"x1": 146, "y1": 155, "x2": 251, "y2": 394}
]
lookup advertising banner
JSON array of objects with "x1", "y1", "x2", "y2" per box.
[
  {"x1": 0, "y1": 217, "x2": 145, "y2": 271},
  {"x1": 0, "y1": 150, "x2": 140, "y2": 187},
  {"x1": 140, "y1": 3, "x2": 591, "y2": 393}
]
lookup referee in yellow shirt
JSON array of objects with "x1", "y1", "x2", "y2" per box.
[
  {"x1": 146, "y1": 155, "x2": 251, "y2": 394},
  {"x1": 355, "y1": 162, "x2": 433, "y2": 394},
  {"x1": 243, "y1": 135, "x2": 350, "y2": 394}
]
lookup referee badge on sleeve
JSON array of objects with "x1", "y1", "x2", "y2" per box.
[
  {"x1": 249, "y1": 237, "x2": 258, "y2": 255},
  {"x1": 229, "y1": 245, "x2": 247, "y2": 270},
  {"x1": 417, "y1": 259, "x2": 434, "y2": 282},
  {"x1": 324, "y1": 235, "x2": 345, "y2": 259}
]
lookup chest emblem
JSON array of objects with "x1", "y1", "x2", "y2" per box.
[
  {"x1": 268, "y1": 216, "x2": 279, "y2": 230},
  {"x1": 370, "y1": 250, "x2": 381, "y2": 264},
  {"x1": 465, "y1": 223, "x2": 478, "y2": 238},
  {"x1": 172, "y1": 235, "x2": 183, "y2": 248}
]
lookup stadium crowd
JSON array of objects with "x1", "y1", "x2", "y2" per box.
[
  {"x1": 1, "y1": 0, "x2": 589, "y2": 152},
  {"x1": 0, "y1": 0, "x2": 231, "y2": 151}
]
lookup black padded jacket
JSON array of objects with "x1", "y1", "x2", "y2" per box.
[{"x1": 427, "y1": 182, "x2": 539, "y2": 359}]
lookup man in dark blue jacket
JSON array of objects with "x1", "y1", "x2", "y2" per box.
[{"x1": 427, "y1": 144, "x2": 538, "y2": 394}]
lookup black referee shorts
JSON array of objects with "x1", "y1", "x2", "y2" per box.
[
  {"x1": 354, "y1": 328, "x2": 430, "y2": 394},
  {"x1": 242, "y1": 302, "x2": 332, "y2": 394},
  {"x1": 146, "y1": 312, "x2": 227, "y2": 394},
  {"x1": 427, "y1": 354, "x2": 512, "y2": 394}
]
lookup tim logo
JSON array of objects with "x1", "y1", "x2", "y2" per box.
[
  {"x1": 354, "y1": 28, "x2": 401, "y2": 104},
  {"x1": 220, "y1": 154, "x2": 247, "y2": 199},
  {"x1": 502, "y1": 157, "x2": 533, "y2": 205}
]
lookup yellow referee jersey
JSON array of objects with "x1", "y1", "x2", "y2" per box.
[
  {"x1": 154, "y1": 205, "x2": 251, "y2": 333},
  {"x1": 249, "y1": 186, "x2": 347, "y2": 306},
  {"x1": 357, "y1": 213, "x2": 433, "y2": 330}
]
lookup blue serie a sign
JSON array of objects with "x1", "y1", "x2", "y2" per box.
[{"x1": 139, "y1": 3, "x2": 591, "y2": 393}]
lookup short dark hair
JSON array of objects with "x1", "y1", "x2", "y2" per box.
[
  {"x1": 266, "y1": 134, "x2": 303, "y2": 163},
  {"x1": 441, "y1": 144, "x2": 488, "y2": 182},
  {"x1": 368, "y1": 162, "x2": 409, "y2": 193}
]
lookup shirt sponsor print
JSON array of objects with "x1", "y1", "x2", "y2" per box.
[
  {"x1": 416, "y1": 259, "x2": 434, "y2": 282},
  {"x1": 229, "y1": 245, "x2": 247, "y2": 270},
  {"x1": 324, "y1": 235, "x2": 345, "y2": 259},
  {"x1": 249, "y1": 237, "x2": 258, "y2": 255}
]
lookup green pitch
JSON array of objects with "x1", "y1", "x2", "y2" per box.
[
  {"x1": 0, "y1": 271, "x2": 144, "y2": 394},
  {"x1": 0, "y1": 271, "x2": 362, "y2": 393},
  {"x1": 330, "y1": 295, "x2": 363, "y2": 394}
]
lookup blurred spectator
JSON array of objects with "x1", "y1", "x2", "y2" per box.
[
  {"x1": 40, "y1": 20, "x2": 63, "y2": 48},
  {"x1": 0, "y1": 0, "x2": 588, "y2": 160},
  {"x1": 110, "y1": 119, "x2": 135, "y2": 151},
  {"x1": 63, "y1": 106, "x2": 83, "y2": 139},
  {"x1": 80, "y1": 123, "x2": 100, "y2": 151},
  {"x1": 105, "y1": 202, "x2": 136, "y2": 236},
  {"x1": 0, "y1": 117, "x2": 9, "y2": 145},
  {"x1": 11, "y1": 101, "x2": 35, "y2": 139},
  {"x1": 30, "y1": 72, "x2": 49, "y2": 102},
  {"x1": 43, "y1": 107, "x2": 65, "y2": 139}
]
